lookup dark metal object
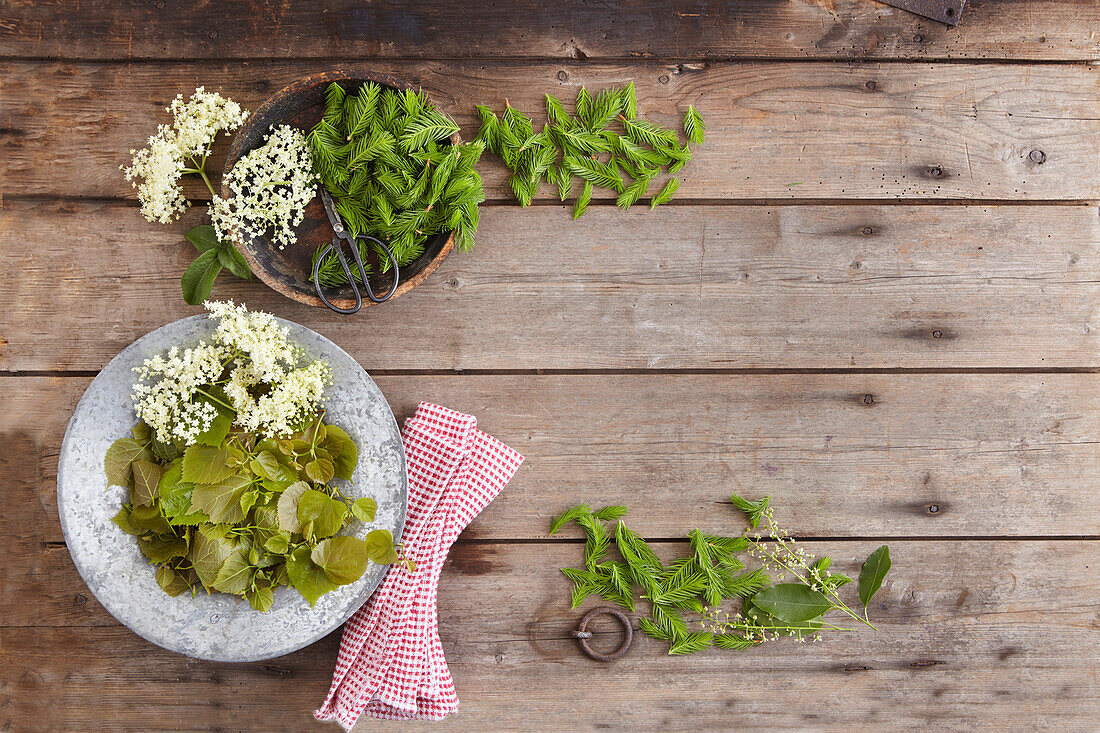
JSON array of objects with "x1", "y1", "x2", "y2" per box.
[
  {"x1": 879, "y1": 0, "x2": 966, "y2": 26},
  {"x1": 312, "y1": 186, "x2": 399, "y2": 314},
  {"x1": 571, "y1": 607, "x2": 633, "y2": 661}
]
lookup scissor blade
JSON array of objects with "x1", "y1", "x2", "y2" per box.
[{"x1": 319, "y1": 186, "x2": 345, "y2": 234}]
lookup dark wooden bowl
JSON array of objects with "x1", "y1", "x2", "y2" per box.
[{"x1": 223, "y1": 69, "x2": 457, "y2": 311}]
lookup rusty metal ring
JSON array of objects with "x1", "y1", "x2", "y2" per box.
[{"x1": 571, "y1": 606, "x2": 633, "y2": 662}]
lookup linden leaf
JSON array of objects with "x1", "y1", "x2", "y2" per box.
[
  {"x1": 137, "y1": 534, "x2": 188, "y2": 564},
  {"x1": 250, "y1": 451, "x2": 282, "y2": 481},
  {"x1": 246, "y1": 585, "x2": 275, "y2": 613},
  {"x1": 130, "y1": 459, "x2": 163, "y2": 507},
  {"x1": 155, "y1": 565, "x2": 192, "y2": 597},
  {"x1": 322, "y1": 424, "x2": 359, "y2": 480},
  {"x1": 212, "y1": 549, "x2": 253, "y2": 595},
  {"x1": 129, "y1": 503, "x2": 172, "y2": 535},
  {"x1": 263, "y1": 533, "x2": 290, "y2": 555},
  {"x1": 130, "y1": 421, "x2": 153, "y2": 443},
  {"x1": 189, "y1": 474, "x2": 251, "y2": 525},
  {"x1": 194, "y1": 403, "x2": 233, "y2": 447},
  {"x1": 350, "y1": 497, "x2": 377, "y2": 523},
  {"x1": 158, "y1": 461, "x2": 207, "y2": 525},
  {"x1": 362, "y1": 528, "x2": 399, "y2": 565},
  {"x1": 190, "y1": 525, "x2": 237, "y2": 589},
  {"x1": 181, "y1": 444, "x2": 234, "y2": 484},
  {"x1": 296, "y1": 489, "x2": 347, "y2": 540},
  {"x1": 104, "y1": 438, "x2": 151, "y2": 486},
  {"x1": 287, "y1": 546, "x2": 337, "y2": 607},
  {"x1": 111, "y1": 506, "x2": 139, "y2": 535},
  {"x1": 311, "y1": 536, "x2": 371, "y2": 586},
  {"x1": 304, "y1": 458, "x2": 335, "y2": 485},
  {"x1": 277, "y1": 481, "x2": 309, "y2": 533}
]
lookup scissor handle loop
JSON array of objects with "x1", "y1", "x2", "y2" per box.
[{"x1": 312, "y1": 235, "x2": 400, "y2": 314}]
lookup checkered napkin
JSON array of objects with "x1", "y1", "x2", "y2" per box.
[{"x1": 315, "y1": 402, "x2": 524, "y2": 727}]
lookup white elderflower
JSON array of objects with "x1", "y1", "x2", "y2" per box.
[
  {"x1": 131, "y1": 341, "x2": 230, "y2": 444},
  {"x1": 230, "y1": 360, "x2": 331, "y2": 437},
  {"x1": 205, "y1": 299, "x2": 294, "y2": 382},
  {"x1": 210, "y1": 124, "x2": 317, "y2": 250},
  {"x1": 121, "y1": 87, "x2": 248, "y2": 224}
]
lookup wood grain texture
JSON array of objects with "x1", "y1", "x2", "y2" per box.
[
  {"x1": 7, "y1": 373, "x2": 1100, "y2": 541},
  {"x1": 4, "y1": 61, "x2": 1099, "y2": 201},
  {"x1": 3, "y1": 540, "x2": 1097, "y2": 731},
  {"x1": 3, "y1": 200, "x2": 1098, "y2": 372},
  {"x1": 1, "y1": 0, "x2": 1098, "y2": 61}
]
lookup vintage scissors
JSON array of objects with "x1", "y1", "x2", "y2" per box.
[{"x1": 312, "y1": 185, "x2": 399, "y2": 314}]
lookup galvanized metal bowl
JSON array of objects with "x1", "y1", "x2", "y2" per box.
[
  {"x1": 57, "y1": 315, "x2": 408, "y2": 661},
  {"x1": 223, "y1": 69, "x2": 458, "y2": 311}
]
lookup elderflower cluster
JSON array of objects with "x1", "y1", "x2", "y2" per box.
[
  {"x1": 130, "y1": 300, "x2": 330, "y2": 445},
  {"x1": 131, "y1": 342, "x2": 228, "y2": 444},
  {"x1": 210, "y1": 124, "x2": 317, "y2": 250},
  {"x1": 121, "y1": 87, "x2": 248, "y2": 224}
]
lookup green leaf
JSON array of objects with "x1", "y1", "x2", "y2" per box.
[
  {"x1": 129, "y1": 459, "x2": 162, "y2": 507},
  {"x1": 104, "y1": 437, "x2": 151, "y2": 486},
  {"x1": 137, "y1": 534, "x2": 188, "y2": 564},
  {"x1": 239, "y1": 488, "x2": 260, "y2": 516},
  {"x1": 194, "y1": 403, "x2": 233, "y2": 447},
  {"x1": 751, "y1": 583, "x2": 832, "y2": 623},
  {"x1": 351, "y1": 497, "x2": 378, "y2": 523},
  {"x1": 216, "y1": 242, "x2": 252, "y2": 280},
  {"x1": 112, "y1": 506, "x2": 139, "y2": 535},
  {"x1": 669, "y1": 631, "x2": 713, "y2": 655},
  {"x1": 157, "y1": 462, "x2": 207, "y2": 525},
  {"x1": 250, "y1": 451, "x2": 282, "y2": 481},
  {"x1": 247, "y1": 585, "x2": 275, "y2": 613},
  {"x1": 181, "y1": 444, "x2": 234, "y2": 484},
  {"x1": 129, "y1": 503, "x2": 172, "y2": 535},
  {"x1": 212, "y1": 549, "x2": 253, "y2": 595},
  {"x1": 573, "y1": 180, "x2": 592, "y2": 220},
  {"x1": 180, "y1": 249, "x2": 222, "y2": 306},
  {"x1": 185, "y1": 225, "x2": 220, "y2": 253},
  {"x1": 311, "y1": 535, "x2": 371, "y2": 585},
  {"x1": 155, "y1": 565, "x2": 192, "y2": 597},
  {"x1": 296, "y1": 489, "x2": 347, "y2": 540},
  {"x1": 190, "y1": 524, "x2": 237, "y2": 589},
  {"x1": 305, "y1": 457, "x2": 335, "y2": 485},
  {"x1": 286, "y1": 546, "x2": 338, "y2": 607},
  {"x1": 263, "y1": 532, "x2": 290, "y2": 554},
  {"x1": 130, "y1": 421, "x2": 153, "y2": 443},
  {"x1": 277, "y1": 481, "x2": 309, "y2": 533},
  {"x1": 858, "y1": 545, "x2": 892, "y2": 607},
  {"x1": 322, "y1": 424, "x2": 359, "y2": 481},
  {"x1": 650, "y1": 178, "x2": 680, "y2": 208},
  {"x1": 683, "y1": 105, "x2": 706, "y2": 146},
  {"x1": 362, "y1": 528, "x2": 398, "y2": 564},
  {"x1": 189, "y1": 474, "x2": 251, "y2": 524}
]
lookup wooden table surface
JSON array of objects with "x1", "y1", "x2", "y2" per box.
[{"x1": 2, "y1": 2, "x2": 1099, "y2": 730}]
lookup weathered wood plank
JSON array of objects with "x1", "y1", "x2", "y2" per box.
[
  {"x1": 0, "y1": 0, "x2": 1097, "y2": 61},
  {"x1": 2, "y1": 541, "x2": 1096, "y2": 731},
  {"x1": 3, "y1": 200, "x2": 1098, "y2": 371},
  {"x1": 3, "y1": 61, "x2": 1098, "y2": 200},
  {"x1": 7, "y1": 374, "x2": 1100, "y2": 541}
]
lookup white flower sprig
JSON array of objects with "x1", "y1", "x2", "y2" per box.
[
  {"x1": 122, "y1": 87, "x2": 248, "y2": 224},
  {"x1": 210, "y1": 124, "x2": 317, "y2": 250},
  {"x1": 130, "y1": 300, "x2": 331, "y2": 445}
]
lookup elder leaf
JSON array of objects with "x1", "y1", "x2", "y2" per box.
[
  {"x1": 181, "y1": 249, "x2": 222, "y2": 305},
  {"x1": 277, "y1": 481, "x2": 309, "y2": 533},
  {"x1": 216, "y1": 242, "x2": 252, "y2": 280},
  {"x1": 297, "y1": 489, "x2": 347, "y2": 540},
  {"x1": 189, "y1": 474, "x2": 251, "y2": 525},
  {"x1": 362, "y1": 528, "x2": 399, "y2": 565},
  {"x1": 859, "y1": 545, "x2": 892, "y2": 607},
  {"x1": 751, "y1": 583, "x2": 832, "y2": 623},
  {"x1": 351, "y1": 497, "x2": 377, "y2": 523},
  {"x1": 181, "y1": 444, "x2": 234, "y2": 484},
  {"x1": 287, "y1": 546, "x2": 338, "y2": 607},
  {"x1": 311, "y1": 535, "x2": 371, "y2": 585},
  {"x1": 104, "y1": 438, "x2": 150, "y2": 486},
  {"x1": 130, "y1": 459, "x2": 162, "y2": 507},
  {"x1": 185, "y1": 224, "x2": 220, "y2": 254}
]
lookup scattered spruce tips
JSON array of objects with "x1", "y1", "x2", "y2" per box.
[
  {"x1": 308, "y1": 81, "x2": 486, "y2": 287},
  {"x1": 477, "y1": 84, "x2": 705, "y2": 217},
  {"x1": 553, "y1": 497, "x2": 892, "y2": 655}
]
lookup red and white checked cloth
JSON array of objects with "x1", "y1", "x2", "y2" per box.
[{"x1": 315, "y1": 402, "x2": 524, "y2": 727}]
